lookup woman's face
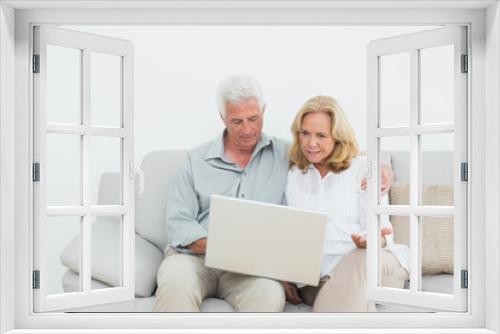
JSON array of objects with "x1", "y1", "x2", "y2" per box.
[{"x1": 298, "y1": 112, "x2": 335, "y2": 166}]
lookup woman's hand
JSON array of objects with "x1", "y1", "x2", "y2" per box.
[
  {"x1": 282, "y1": 281, "x2": 302, "y2": 305},
  {"x1": 351, "y1": 227, "x2": 392, "y2": 248}
]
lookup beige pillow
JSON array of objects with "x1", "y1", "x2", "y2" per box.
[{"x1": 389, "y1": 182, "x2": 454, "y2": 275}]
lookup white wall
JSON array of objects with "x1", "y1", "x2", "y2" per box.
[
  {"x1": 64, "y1": 25, "x2": 443, "y2": 160},
  {"x1": 47, "y1": 25, "x2": 442, "y2": 294}
]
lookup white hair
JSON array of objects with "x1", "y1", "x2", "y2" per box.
[{"x1": 216, "y1": 74, "x2": 265, "y2": 118}]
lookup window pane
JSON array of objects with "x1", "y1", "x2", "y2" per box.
[
  {"x1": 379, "y1": 52, "x2": 410, "y2": 128},
  {"x1": 381, "y1": 136, "x2": 410, "y2": 205},
  {"x1": 46, "y1": 44, "x2": 81, "y2": 125},
  {"x1": 48, "y1": 216, "x2": 81, "y2": 294},
  {"x1": 47, "y1": 133, "x2": 81, "y2": 206},
  {"x1": 420, "y1": 45, "x2": 454, "y2": 125},
  {"x1": 420, "y1": 216, "x2": 454, "y2": 295},
  {"x1": 91, "y1": 216, "x2": 123, "y2": 290},
  {"x1": 91, "y1": 137, "x2": 122, "y2": 205},
  {"x1": 420, "y1": 133, "x2": 454, "y2": 205},
  {"x1": 91, "y1": 52, "x2": 122, "y2": 128},
  {"x1": 379, "y1": 214, "x2": 410, "y2": 291}
]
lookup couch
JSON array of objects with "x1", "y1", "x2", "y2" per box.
[{"x1": 60, "y1": 150, "x2": 454, "y2": 312}]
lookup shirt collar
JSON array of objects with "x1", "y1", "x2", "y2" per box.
[
  {"x1": 204, "y1": 130, "x2": 272, "y2": 161},
  {"x1": 308, "y1": 163, "x2": 333, "y2": 179}
]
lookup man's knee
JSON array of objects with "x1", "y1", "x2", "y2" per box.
[
  {"x1": 155, "y1": 254, "x2": 206, "y2": 311},
  {"x1": 244, "y1": 278, "x2": 285, "y2": 312}
]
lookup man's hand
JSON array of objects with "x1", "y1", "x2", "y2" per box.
[
  {"x1": 351, "y1": 227, "x2": 392, "y2": 248},
  {"x1": 360, "y1": 164, "x2": 394, "y2": 196},
  {"x1": 283, "y1": 281, "x2": 302, "y2": 305},
  {"x1": 185, "y1": 237, "x2": 207, "y2": 255}
]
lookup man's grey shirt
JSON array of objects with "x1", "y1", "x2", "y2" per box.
[{"x1": 166, "y1": 132, "x2": 290, "y2": 252}]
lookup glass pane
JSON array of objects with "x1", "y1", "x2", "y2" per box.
[
  {"x1": 91, "y1": 52, "x2": 122, "y2": 127},
  {"x1": 48, "y1": 216, "x2": 81, "y2": 294},
  {"x1": 381, "y1": 136, "x2": 410, "y2": 205},
  {"x1": 46, "y1": 44, "x2": 81, "y2": 125},
  {"x1": 420, "y1": 216, "x2": 454, "y2": 295},
  {"x1": 47, "y1": 133, "x2": 81, "y2": 206},
  {"x1": 91, "y1": 216, "x2": 123, "y2": 289},
  {"x1": 420, "y1": 45, "x2": 454, "y2": 125},
  {"x1": 420, "y1": 133, "x2": 454, "y2": 205},
  {"x1": 379, "y1": 52, "x2": 410, "y2": 128},
  {"x1": 379, "y1": 214, "x2": 410, "y2": 290},
  {"x1": 91, "y1": 136, "x2": 122, "y2": 205}
]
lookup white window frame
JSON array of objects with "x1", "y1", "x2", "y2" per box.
[
  {"x1": 366, "y1": 26, "x2": 468, "y2": 312},
  {"x1": 32, "y1": 26, "x2": 135, "y2": 312},
  {"x1": 0, "y1": 1, "x2": 498, "y2": 333}
]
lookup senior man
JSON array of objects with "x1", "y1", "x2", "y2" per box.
[
  {"x1": 154, "y1": 74, "x2": 393, "y2": 312},
  {"x1": 154, "y1": 75, "x2": 289, "y2": 312}
]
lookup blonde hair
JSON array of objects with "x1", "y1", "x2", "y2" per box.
[{"x1": 289, "y1": 95, "x2": 358, "y2": 173}]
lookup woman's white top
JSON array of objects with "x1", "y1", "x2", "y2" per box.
[{"x1": 285, "y1": 156, "x2": 409, "y2": 280}]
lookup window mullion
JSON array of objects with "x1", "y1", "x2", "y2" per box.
[
  {"x1": 81, "y1": 48, "x2": 91, "y2": 294},
  {"x1": 409, "y1": 48, "x2": 421, "y2": 293}
]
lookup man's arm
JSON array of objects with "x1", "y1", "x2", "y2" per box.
[{"x1": 166, "y1": 156, "x2": 208, "y2": 254}]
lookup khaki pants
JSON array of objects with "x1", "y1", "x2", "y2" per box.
[
  {"x1": 154, "y1": 248, "x2": 285, "y2": 312},
  {"x1": 301, "y1": 248, "x2": 409, "y2": 312}
]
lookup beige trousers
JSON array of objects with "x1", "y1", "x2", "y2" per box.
[
  {"x1": 301, "y1": 248, "x2": 409, "y2": 312},
  {"x1": 154, "y1": 248, "x2": 285, "y2": 312}
]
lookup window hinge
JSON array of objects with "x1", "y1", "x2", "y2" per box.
[
  {"x1": 461, "y1": 162, "x2": 468, "y2": 182},
  {"x1": 461, "y1": 270, "x2": 468, "y2": 289},
  {"x1": 32, "y1": 163, "x2": 40, "y2": 182},
  {"x1": 32, "y1": 270, "x2": 40, "y2": 289},
  {"x1": 32, "y1": 55, "x2": 40, "y2": 73},
  {"x1": 461, "y1": 54, "x2": 468, "y2": 73}
]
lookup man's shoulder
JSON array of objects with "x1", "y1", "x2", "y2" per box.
[
  {"x1": 268, "y1": 136, "x2": 291, "y2": 153},
  {"x1": 187, "y1": 137, "x2": 218, "y2": 158}
]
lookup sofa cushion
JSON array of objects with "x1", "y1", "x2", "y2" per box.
[
  {"x1": 389, "y1": 182, "x2": 453, "y2": 275},
  {"x1": 62, "y1": 269, "x2": 111, "y2": 292},
  {"x1": 136, "y1": 150, "x2": 187, "y2": 251},
  {"x1": 390, "y1": 151, "x2": 453, "y2": 185},
  {"x1": 60, "y1": 217, "x2": 164, "y2": 297}
]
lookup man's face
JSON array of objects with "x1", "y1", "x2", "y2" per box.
[{"x1": 223, "y1": 98, "x2": 264, "y2": 151}]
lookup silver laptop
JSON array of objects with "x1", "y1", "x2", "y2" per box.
[{"x1": 205, "y1": 195, "x2": 327, "y2": 286}]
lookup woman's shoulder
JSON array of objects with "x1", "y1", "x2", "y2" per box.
[
  {"x1": 285, "y1": 164, "x2": 308, "y2": 196},
  {"x1": 287, "y1": 164, "x2": 305, "y2": 177},
  {"x1": 338, "y1": 155, "x2": 367, "y2": 182},
  {"x1": 345, "y1": 155, "x2": 367, "y2": 172},
  {"x1": 287, "y1": 164, "x2": 315, "y2": 183},
  {"x1": 351, "y1": 154, "x2": 367, "y2": 167}
]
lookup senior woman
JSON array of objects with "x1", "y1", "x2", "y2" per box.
[{"x1": 283, "y1": 95, "x2": 410, "y2": 312}]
